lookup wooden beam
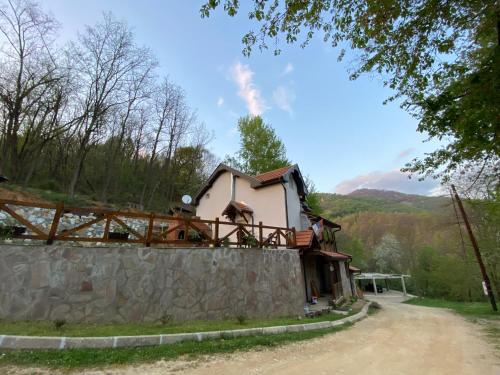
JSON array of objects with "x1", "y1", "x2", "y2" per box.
[{"x1": 0, "y1": 204, "x2": 48, "y2": 238}]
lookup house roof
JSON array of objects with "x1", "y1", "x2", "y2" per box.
[
  {"x1": 221, "y1": 200, "x2": 254, "y2": 218},
  {"x1": 308, "y1": 214, "x2": 341, "y2": 230},
  {"x1": 349, "y1": 265, "x2": 361, "y2": 273},
  {"x1": 254, "y1": 166, "x2": 294, "y2": 183},
  {"x1": 295, "y1": 230, "x2": 315, "y2": 248},
  {"x1": 194, "y1": 163, "x2": 307, "y2": 205},
  {"x1": 318, "y1": 250, "x2": 351, "y2": 261}
]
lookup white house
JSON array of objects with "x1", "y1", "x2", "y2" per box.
[{"x1": 194, "y1": 163, "x2": 356, "y2": 303}]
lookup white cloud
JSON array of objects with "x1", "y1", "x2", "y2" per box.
[
  {"x1": 396, "y1": 148, "x2": 416, "y2": 161},
  {"x1": 282, "y1": 62, "x2": 294, "y2": 75},
  {"x1": 273, "y1": 85, "x2": 296, "y2": 115},
  {"x1": 217, "y1": 97, "x2": 224, "y2": 107},
  {"x1": 334, "y1": 170, "x2": 439, "y2": 196},
  {"x1": 229, "y1": 62, "x2": 265, "y2": 116}
]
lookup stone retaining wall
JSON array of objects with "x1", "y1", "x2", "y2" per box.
[{"x1": 0, "y1": 245, "x2": 305, "y2": 323}]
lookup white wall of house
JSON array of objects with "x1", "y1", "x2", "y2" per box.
[
  {"x1": 196, "y1": 171, "x2": 290, "y2": 239},
  {"x1": 233, "y1": 176, "x2": 286, "y2": 229},
  {"x1": 285, "y1": 177, "x2": 304, "y2": 231},
  {"x1": 196, "y1": 170, "x2": 231, "y2": 229}
]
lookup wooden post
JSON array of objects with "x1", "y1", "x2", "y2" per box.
[
  {"x1": 214, "y1": 217, "x2": 219, "y2": 247},
  {"x1": 401, "y1": 276, "x2": 407, "y2": 296},
  {"x1": 258, "y1": 221, "x2": 263, "y2": 248},
  {"x1": 47, "y1": 202, "x2": 64, "y2": 245},
  {"x1": 451, "y1": 185, "x2": 497, "y2": 311},
  {"x1": 291, "y1": 227, "x2": 296, "y2": 248},
  {"x1": 145, "y1": 213, "x2": 154, "y2": 247},
  {"x1": 372, "y1": 277, "x2": 378, "y2": 296},
  {"x1": 103, "y1": 214, "x2": 111, "y2": 240}
]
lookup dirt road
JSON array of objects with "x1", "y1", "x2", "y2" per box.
[
  {"x1": 102, "y1": 296, "x2": 499, "y2": 375},
  {"x1": 5, "y1": 296, "x2": 500, "y2": 375}
]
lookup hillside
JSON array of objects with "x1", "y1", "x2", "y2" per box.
[{"x1": 318, "y1": 189, "x2": 450, "y2": 218}]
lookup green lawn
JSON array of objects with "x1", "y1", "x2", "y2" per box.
[
  {"x1": 0, "y1": 323, "x2": 352, "y2": 369},
  {"x1": 0, "y1": 308, "x2": 360, "y2": 337},
  {"x1": 404, "y1": 297, "x2": 499, "y2": 319}
]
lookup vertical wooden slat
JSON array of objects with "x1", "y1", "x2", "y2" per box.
[
  {"x1": 214, "y1": 217, "x2": 219, "y2": 247},
  {"x1": 258, "y1": 221, "x2": 263, "y2": 248},
  {"x1": 146, "y1": 213, "x2": 154, "y2": 247},
  {"x1": 47, "y1": 202, "x2": 64, "y2": 245},
  {"x1": 291, "y1": 227, "x2": 296, "y2": 248},
  {"x1": 103, "y1": 214, "x2": 111, "y2": 240}
]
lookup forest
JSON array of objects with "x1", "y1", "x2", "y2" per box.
[
  {"x1": 0, "y1": 2, "x2": 217, "y2": 211},
  {"x1": 322, "y1": 189, "x2": 499, "y2": 302}
]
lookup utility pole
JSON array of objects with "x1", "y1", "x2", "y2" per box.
[{"x1": 451, "y1": 185, "x2": 497, "y2": 311}]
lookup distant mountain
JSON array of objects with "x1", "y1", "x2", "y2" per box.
[{"x1": 318, "y1": 189, "x2": 450, "y2": 218}]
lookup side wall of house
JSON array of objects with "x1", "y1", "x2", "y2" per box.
[
  {"x1": 339, "y1": 261, "x2": 352, "y2": 298},
  {"x1": 285, "y1": 177, "x2": 306, "y2": 231}
]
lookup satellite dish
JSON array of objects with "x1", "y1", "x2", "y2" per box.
[{"x1": 182, "y1": 195, "x2": 192, "y2": 205}]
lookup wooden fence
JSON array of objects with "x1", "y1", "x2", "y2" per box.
[{"x1": 0, "y1": 199, "x2": 296, "y2": 249}]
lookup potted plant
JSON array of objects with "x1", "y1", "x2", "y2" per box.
[
  {"x1": 187, "y1": 230, "x2": 202, "y2": 243},
  {"x1": 0, "y1": 218, "x2": 26, "y2": 238},
  {"x1": 108, "y1": 225, "x2": 129, "y2": 240},
  {"x1": 242, "y1": 233, "x2": 258, "y2": 248}
]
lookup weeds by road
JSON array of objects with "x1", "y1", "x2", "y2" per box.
[{"x1": 0, "y1": 323, "x2": 352, "y2": 370}]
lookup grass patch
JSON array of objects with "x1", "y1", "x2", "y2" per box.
[
  {"x1": 367, "y1": 301, "x2": 382, "y2": 315},
  {"x1": 0, "y1": 323, "x2": 352, "y2": 369},
  {"x1": 0, "y1": 308, "x2": 361, "y2": 337},
  {"x1": 404, "y1": 297, "x2": 499, "y2": 319}
]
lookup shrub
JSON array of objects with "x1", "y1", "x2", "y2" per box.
[
  {"x1": 53, "y1": 319, "x2": 66, "y2": 330},
  {"x1": 236, "y1": 314, "x2": 247, "y2": 325}
]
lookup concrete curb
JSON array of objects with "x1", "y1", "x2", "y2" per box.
[{"x1": 0, "y1": 302, "x2": 371, "y2": 350}]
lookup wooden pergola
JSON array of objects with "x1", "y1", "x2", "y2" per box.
[{"x1": 355, "y1": 273, "x2": 410, "y2": 296}]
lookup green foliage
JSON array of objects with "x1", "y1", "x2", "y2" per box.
[
  {"x1": 53, "y1": 319, "x2": 66, "y2": 330},
  {"x1": 202, "y1": 0, "x2": 500, "y2": 184},
  {"x1": 242, "y1": 233, "x2": 258, "y2": 247},
  {"x1": 0, "y1": 324, "x2": 351, "y2": 369},
  {"x1": 318, "y1": 190, "x2": 450, "y2": 218},
  {"x1": 0, "y1": 309, "x2": 357, "y2": 337},
  {"x1": 405, "y1": 297, "x2": 499, "y2": 318},
  {"x1": 303, "y1": 176, "x2": 323, "y2": 215},
  {"x1": 229, "y1": 116, "x2": 291, "y2": 175},
  {"x1": 325, "y1": 188, "x2": 496, "y2": 302}
]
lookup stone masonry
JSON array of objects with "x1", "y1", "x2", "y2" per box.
[{"x1": 0, "y1": 245, "x2": 305, "y2": 323}]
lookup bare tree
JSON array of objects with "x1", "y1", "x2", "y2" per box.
[
  {"x1": 0, "y1": 0, "x2": 61, "y2": 179},
  {"x1": 66, "y1": 12, "x2": 154, "y2": 197}
]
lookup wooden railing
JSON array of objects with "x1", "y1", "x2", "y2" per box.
[{"x1": 0, "y1": 199, "x2": 296, "y2": 249}]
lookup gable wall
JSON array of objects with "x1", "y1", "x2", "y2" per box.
[
  {"x1": 196, "y1": 171, "x2": 231, "y2": 225},
  {"x1": 233, "y1": 176, "x2": 286, "y2": 229}
]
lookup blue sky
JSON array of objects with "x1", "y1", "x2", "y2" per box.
[{"x1": 43, "y1": 0, "x2": 442, "y2": 195}]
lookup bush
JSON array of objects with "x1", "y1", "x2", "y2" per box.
[
  {"x1": 236, "y1": 314, "x2": 247, "y2": 325},
  {"x1": 53, "y1": 319, "x2": 66, "y2": 330}
]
